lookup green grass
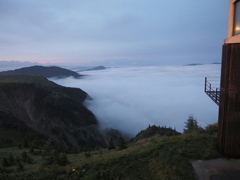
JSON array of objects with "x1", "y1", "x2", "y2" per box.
[
  {"x1": 0, "y1": 75, "x2": 57, "y2": 87},
  {"x1": 0, "y1": 132, "x2": 223, "y2": 180}
]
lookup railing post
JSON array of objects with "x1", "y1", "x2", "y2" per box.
[
  {"x1": 205, "y1": 77, "x2": 207, "y2": 92},
  {"x1": 216, "y1": 88, "x2": 218, "y2": 102}
]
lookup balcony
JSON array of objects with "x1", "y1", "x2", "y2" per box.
[{"x1": 204, "y1": 77, "x2": 220, "y2": 106}]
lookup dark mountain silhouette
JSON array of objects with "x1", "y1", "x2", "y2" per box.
[
  {"x1": 0, "y1": 75, "x2": 106, "y2": 148},
  {"x1": 84, "y1": 66, "x2": 106, "y2": 71},
  {"x1": 0, "y1": 65, "x2": 82, "y2": 79},
  {"x1": 72, "y1": 65, "x2": 107, "y2": 72},
  {"x1": 183, "y1": 63, "x2": 203, "y2": 66}
]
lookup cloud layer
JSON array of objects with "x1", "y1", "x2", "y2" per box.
[{"x1": 51, "y1": 64, "x2": 220, "y2": 136}]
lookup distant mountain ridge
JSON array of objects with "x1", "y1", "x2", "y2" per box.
[
  {"x1": 83, "y1": 66, "x2": 106, "y2": 71},
  {"x1": 183, "y1": 62, "x2": 221, "y2": 66},
  {"x1": 183, "y1": 63, "x2": 203, "y2": 66},
  {"x1": 72, "y1": 65, "x2": 107, "y2": 72},
  {"x1": 0, "y1": 65, "x2": 82, "y2": 79}
]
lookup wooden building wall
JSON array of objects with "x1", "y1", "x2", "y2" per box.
[{"x1": 218, "y1": 43, "x2": 240, "y2": 157}]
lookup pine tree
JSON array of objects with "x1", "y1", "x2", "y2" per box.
[
  {"x1": 108, "y1": 138, "x2": 116, "y2": 150},
  {"x1": 2, "y1": 158, "x2": 9, "y2": 167},
  {"x1": 118, "y1": 136, "x2": 127, "y2": 150},
  {"x1": 183, "y1": 115, "x2": 200, "y2": 133},
  {"x1": 8, "y1": 153, "x2": 14, "y2": 165},
  {"x1": 42, "y1": 139, "x2": 52, "y2": 158},
  {"x1": 58, "y1": 153, "x2": 69, "y2": 166},
  {"x1": 17, "y1": 161, "x2": 25, "y2": 172},
  {"x1": 23, "y1": 139, "x2": 29, "y2": 148},
  {"x1": 52, "y1": 150, "x2": 60, "y2": 165},
  {"x1": 29, "y1": 146, "x2": 34, "y2": 154},
  {"x1": 22, "y1": 152, "x2": 28, "y2": 162}
]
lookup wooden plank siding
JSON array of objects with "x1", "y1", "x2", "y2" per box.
[{"x1": 218, "y1": 43, "x2": 240, "y2": 157}]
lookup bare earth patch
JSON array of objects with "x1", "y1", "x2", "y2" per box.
[{"x1": 191, "y1": 158, "x2": 240, "y2": 180}]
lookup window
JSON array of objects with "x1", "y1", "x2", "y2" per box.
[{"x1": 234, "y1": 1, "x2": 240, "y2": 35}]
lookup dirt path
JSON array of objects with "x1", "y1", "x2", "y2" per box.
[{"x1": 191, "y1": 158, "x2": 240, "y2": 180}]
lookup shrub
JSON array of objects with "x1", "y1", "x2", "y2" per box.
[
  {"x1": 85, "y1": 152, "x2": 91, "y2": 158},
  {"x1": 205, "y1": 123, "x2": 218, "y2": 135},
  {"x1": 43, "y1": 151, "x2": 69, "y2": 166}
]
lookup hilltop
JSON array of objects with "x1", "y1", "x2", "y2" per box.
[
  {"x1": 0, "y1": 66, "x2": 82, "y2": 79},
  {"x1": 131, "y1": 125, "x2": 181, "y2": 142}
]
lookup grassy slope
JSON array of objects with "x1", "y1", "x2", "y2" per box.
[
  {"x1": 0, "y1": 75, "x2": 57, "y2": 87},
  {"x1": 0, "y1": 133, "x2": 223, "y2": 180},
  {"x1": 0, "y1": 75, "x2": 88, "y2": 102}
]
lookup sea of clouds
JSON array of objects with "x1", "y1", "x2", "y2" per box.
[{"x1": 51, "y1": 64, "x2": 220, "y2": 137}]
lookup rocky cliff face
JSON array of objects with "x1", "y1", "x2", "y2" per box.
[{"x1": 0, "y1": 75, "x2": 106, "y2": 148}]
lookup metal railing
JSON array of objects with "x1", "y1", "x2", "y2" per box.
[{"x1": 204, "y1": 77, "x2": 220, "y2": 105}]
